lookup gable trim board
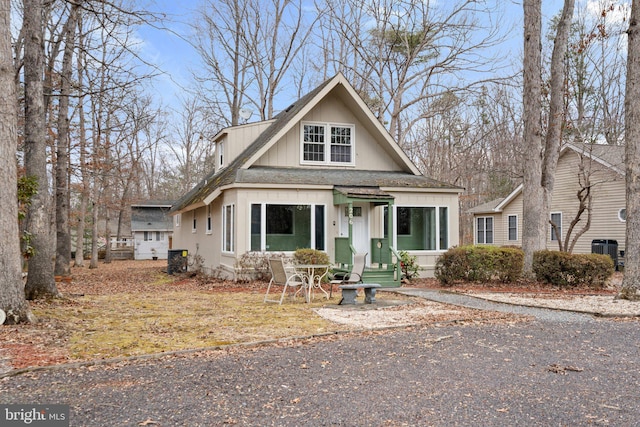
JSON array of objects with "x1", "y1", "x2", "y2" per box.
[{"x1": 171, "y1": 74, "x2": 462, "y2": 280}]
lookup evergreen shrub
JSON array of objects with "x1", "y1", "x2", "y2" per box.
[
  {"x1": 533, "y1": 250, "x2": 614, "y2": 288},
  {"x1": 435, "y1": 245, "x2": 523, "y2": 286}
]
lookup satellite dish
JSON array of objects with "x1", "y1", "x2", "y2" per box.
[
  {"x1": 239, "y1": 108, "x2": 253, "y2": 121},
  {"x1": 0, "y1": 309, "x2": 5, "y2": 325}
]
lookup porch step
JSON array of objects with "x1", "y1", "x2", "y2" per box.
[{"x1": 362, "y1": 268, "x2": 400, "y2": 288}]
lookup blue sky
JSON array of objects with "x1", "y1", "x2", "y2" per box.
[{"x1": 135, "y1": 0, "x2": 607, "y2": 114}]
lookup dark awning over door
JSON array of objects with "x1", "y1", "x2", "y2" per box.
[{"x1": 333, "y1": 186, "x2": 394, "y2": 205}]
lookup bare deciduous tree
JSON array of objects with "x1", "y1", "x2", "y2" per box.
[
  {"x1": 0, "y1": 0, "x2": 35, "y2": 323},
  {"x1": 55, "y1": 1, "x2": 80, "y2": 277},
  {"x1": 619, "y1": 0, "x2": 640, "y2": 301},
  {"x1": 23, "y1": 0, "x2": 60, "y2": 299},
  {"x1": 522, "y1": 0, "x2": 575, "y2": 276}
]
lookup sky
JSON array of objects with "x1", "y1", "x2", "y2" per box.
[{"x1": 134, "y1": 0, "x2": 627, "y2": 116}]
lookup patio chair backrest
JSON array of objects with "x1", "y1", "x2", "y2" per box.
[
  {"x1": 268, "y1": 258, "x2": 289, "y2": 285},
  {"x1": 346, "y1": 252, "x2": 366, "y2": 283}
]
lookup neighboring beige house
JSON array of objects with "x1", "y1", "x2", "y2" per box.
[
  {"x1": 470, "y1": 142, "x2": 625, "y2": 259},
  {"x1": 170, "y1": 73, "x2": 463, "y2": 284}
]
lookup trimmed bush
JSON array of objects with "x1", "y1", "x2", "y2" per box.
[
  {"x1": 435, "y1": 245, "x2": 523, "y2": 286},
  {"x1": 533, "y1": 250, "x2": 614, "y2": 288},
  {"x1": 293, "y1": 248, "x2": 330, "y2": 265}
]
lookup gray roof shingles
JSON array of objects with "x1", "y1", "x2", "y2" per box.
[{"x1": 170, "y1": 76, "x2": 461, "y2": 213}]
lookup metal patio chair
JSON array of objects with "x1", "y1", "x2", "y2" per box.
[
  {"x1": 264, "y1": 258, "x2": 306, "y2": 304},
  {"x1": 329, "y1": 252, "x2": 367, "y2": 299}
]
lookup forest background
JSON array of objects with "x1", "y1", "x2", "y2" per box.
[{"x1": 0, "y1": 0, "x2": 633, "y2": 312}]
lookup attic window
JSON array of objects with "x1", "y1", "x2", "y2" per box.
[
  {"x1": 619, "y1": 208, "x2": 626, "y2": 222},
  {"x1": 301, "y1": 122, "x2": 354, "y2": 166},
  {"x1": 217, "y1": 140, "x2": 225, "y2": 170}
]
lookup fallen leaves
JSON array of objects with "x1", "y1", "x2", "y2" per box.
[{"x1": 548, "y1": 363, "x2": 584, "y2": 374}]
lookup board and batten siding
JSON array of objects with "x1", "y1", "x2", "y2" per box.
[
  {"x1": 254, "y1": 93, "x2": 404, "y2": 171},
  {"x1": 219, "y1": 121, "x2": 274, "y2": 167}
]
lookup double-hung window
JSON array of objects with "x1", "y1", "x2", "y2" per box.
[
  {"x1": 223, "y1": 204, "x2": 235, "y2": 252},
  {"x1": 550, "y1": 212, "x2": 562, "y2": 241},
  {"x1": 476, "y1": 217, "x2": 493, "y2": 244},
  {"x1": 206, "y1": 204, "x2": 212, "y2": 234},
  {"x1": 507, "y1": 215, "x2": 518, "y2": 241},
  {"x1": 143, "y1": 231, "x2": 162, "y2": 241},
  {"x1": 302, "y1": 122, "x2": 354, "y2": 165}
]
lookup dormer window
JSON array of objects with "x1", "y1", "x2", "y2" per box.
[
  {"x1": 301, "y1": 122, "x2": 354, "y2": 165},
  {"x1": 217, "y1": 140, "x2": 225, "y2": 170}
]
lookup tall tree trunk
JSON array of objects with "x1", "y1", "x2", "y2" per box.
[
  {"x1": 521, "y1": 0, "x2": 545, "y2": 276},
  {"x1": 24, "y1": 0, "x2": 59, "y2": 300},
  {"x1": 0, "y1": 0, "x2": 35, "y2": 323},
  {"x1": 74, "y1": 12, "x2": 87, "y2": 267},
  {"x1": 543, "y1": 0, "x2": 575, "y2": 240},
  {"x1": 89, "y1": 200, "x2": 99, "y2": 269},
  {"x1": 619, "y1": 0, "x2": 640, "y2": 300},
  {"x1": 522, "y1": 0, "x2": 575, "y2": 276},
  {"x1": 55, "y1": 4, "x2": 79, "y2": 277},
  {"x1": 75, "y1": 85, "x2": 88, "y2": 266}
]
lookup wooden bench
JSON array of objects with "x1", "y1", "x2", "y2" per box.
[{"x1": 338, "y1": 283, "x2": 381, "y2": 305}]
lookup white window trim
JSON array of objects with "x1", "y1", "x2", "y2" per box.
[
  {"x1": 222, "y1": 204, "x2": 235, "y2": 253},
  {"x1": 619, "y1": 208, "x2": 627, "y2": 222},
  {"x1": 192, "y1": 210, "x2": 197, "y2": 233},
  {"x1": 300, "y1": 121, "x2": 355, "y2": 166},
  {"x1": 475, "y1": 216, "x2": 494, "y2": 245},
  {"x1": 507, "y1": 214, "x2": 518, "y2": 241},
  {"x1": 550, "y1": 212, "x2": 562, "y2": 241},
  {"x1": 392, "y1": 205, "x2": 450, "y2": 252},
  {"x1": 174, "y1": 213, "x2": 181, "y2": 227},
  {"x1": 217, "y1": 140, "x2": 225, "y2": 170},
  {"x1": 206, "y1": 204, "x2": 212, "y2": 234},
  {"x1": 250, "y1": 202, "x2": 327, "y2": 252}
]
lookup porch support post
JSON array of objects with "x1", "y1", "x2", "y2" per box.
[{"x1": 387, "y1": 200, "x2": 394, "y2": 248}]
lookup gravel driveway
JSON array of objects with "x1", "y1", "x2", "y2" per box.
[{"x1": 2, "y1": 311, "x2": 640, "y2": 426}]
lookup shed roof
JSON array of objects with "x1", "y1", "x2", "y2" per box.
[{"x1": 131, "y1": 205, "x2": 173, "y2": 231}]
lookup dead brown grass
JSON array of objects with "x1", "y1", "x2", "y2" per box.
[{"x1": 0, "y1": 260, "x2": 418, "y2": 370}]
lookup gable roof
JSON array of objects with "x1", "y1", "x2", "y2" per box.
[
  {"x1": 467, "y1": 197, "x2": 505, "y2": 214},
  {"x1": 131, "y1": 204, "x2": 173, "y2": 231},
  {"x1": 468, "y1": 143, "x2": 625, "y2": 214},
  {"x1": 565, "y1": 142, "x2": 625, "y2": 175},
  {"x1": 171, "y1": 73, "x2": 457, "y2": 214}
]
